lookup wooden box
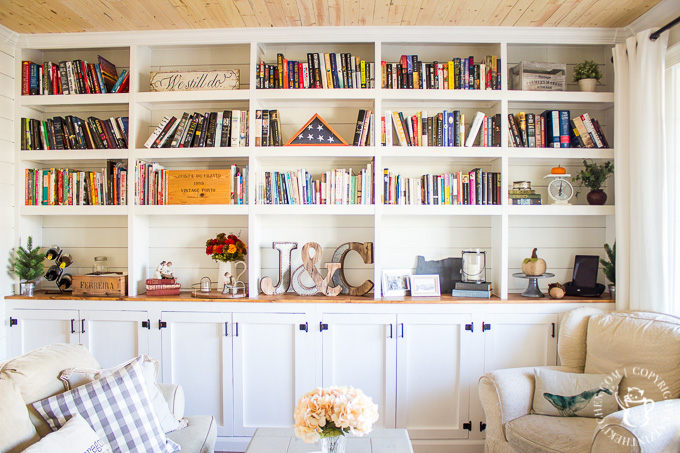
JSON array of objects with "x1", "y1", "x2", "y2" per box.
[
  {"x1": 167, "y1": 169, "x2": 231, "y2": 205},
  {"x1": 72, "y1": 273, "x2": 128, "y2": 297},
  {"x1": 510, "y1": 61, "x2": 566, "y2": 91}
]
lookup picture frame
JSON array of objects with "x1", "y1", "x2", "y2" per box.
[
  {"x1": 410, "y1": 274, "x2": 441, "y2": 297},
  {"x1": 381, "y1": 269, "x2": 412, "y2": 296}
]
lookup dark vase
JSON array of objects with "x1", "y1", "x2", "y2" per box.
[{"x1": 587, "y1": 189, "x2": 607, "y2": 205}]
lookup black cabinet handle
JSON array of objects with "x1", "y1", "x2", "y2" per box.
[
  {"x1": 400, "y1": 323, "x2": 404, "y2": 338},
  {"x1": 389, "y1": 324, "x2": 393, "y2": 338},
  {"x1": 142, "y1": 320, "x2": 150, "y2": 329},
  {"x1": 9, "y1": 317, "x2": 17, "y2": 327},
  {"x1": 70, "y1": 319, "x2": 76, "y2": 334},
  {"x1": 81, "y1": 319, "x2": 86, "y2": 333},
  {"x1": 552, "y1": 323, "x2": 556, "y2": 338},
  {"x1": 235, "y1": 322, "x2": 239, "y2": 337},
  {"x1": 225, "y1": 322, "x2": 229, "y2": 336},
  {"x1": 320, "y1": 323, "x2": 329, "y2": 332},
  {"x1": 299, "y1": 322, "x2": 308, "y2": 332}
]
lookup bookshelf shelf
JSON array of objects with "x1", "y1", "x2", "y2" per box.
[
  {"x1": 20, "y1": 93, "x2": 130, "y2": 107},
  {"x1": 251, "y1": 204, "x2": 374, "y2": 216},
  {"x1": 20, "y1": 205, "x2": 129, "y2": 216},
  {"x1": 14, "y1": 28, "x2": 618, "y2": 301},
  {"x1": 507, "y1": 205, "x2": 615, "y2": 216},
  {"x1": 133, "y1": 205, "x2": 249, "y2": 216},
  {"x1": 20, "y1": 149, "x2": 129, "y2": 162}
]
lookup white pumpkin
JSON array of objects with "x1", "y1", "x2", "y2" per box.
[{"x1": 521, "y1": 248, "x2": 547, "y2": 276}]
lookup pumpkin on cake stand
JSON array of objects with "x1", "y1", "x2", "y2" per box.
[{"x1": 513, "y1": 248, "x2": 554, "y2": 297}]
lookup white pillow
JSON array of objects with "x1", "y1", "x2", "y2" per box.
[
  {"x1": 34, "y1": 356, "x2": 180, "y2": 453},
  {"x1": 0, "y1": 380, "x2": 40, "y2": 453},
  {"x1": 22, "y1": 414, "x2": 112, "y2": 453},
  {"x1": 59, "y1": 355, "x2": 185, "y2": 433},
  {"x1": 532, "y1": 368, "x2": 621, "y2": 418}
]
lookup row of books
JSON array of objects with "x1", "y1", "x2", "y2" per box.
[
  {"x1": 145, "y1": 278, "x2": 181, "y2": 296},
  {"x1": 254, "y1": 110, "x2": 283, "y2": 146},
  {"x1": 24, "y1": 160, "x2": 128, "y2": 206},
  {"x1": 383, "y1": 168, "x2": 501, "y2": 206},
  {"x1": 21, "y1": 56, "x2": 127, "y2": 95},
  {"x1": 144, "y1": 110, "x2": 249, "y2": 149},
  {"x1": 508, "y1": 111, "x2": 609, "y2": 149},
  {"x1": 382, "y1": 55, "x2": 501, "y2": 90},
  {"x1": 135, "y1": 161, "x2": 248, "y2": 205},
  {"x1": 256, "y1": 53, "x2": 375, "y2": 89},
  {"x1": 383, "y1": 110, "x2": 501, "y2": 147},
  {"x1": 256, "y1": 164, "x2": 374, "y2": 205},
  {"x1": 21, "y1": 116, "x2": 129, "y2": 150}
]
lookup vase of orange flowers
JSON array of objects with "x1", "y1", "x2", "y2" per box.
[{"x1": 205, "y1": 233, "x2": 247, "y2": 289}]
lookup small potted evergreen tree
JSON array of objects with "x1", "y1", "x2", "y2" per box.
[
  {"x1": 600, "y1": 242, "x2": 615, "y2": 299},
  {"x1": 573, "y1": 159, "x2": 614, "y2": 205},
  {"x1": 10, "y1": 236, "x2": 45, "y2": 296},
  {"x1": 573, "y1": 59, "x2": 603, "y2": 92}
]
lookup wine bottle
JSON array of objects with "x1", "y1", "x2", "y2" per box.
[
  {"x1": 45, "y1": 265, "x2": 60, "y2": 281},
  {"x1": 57, "y1": 273, "x2": 72, "y2": 291},
  {"x1": 45, "y1": 245, "x2": 61, "y2": 261},
  {"x1": 57, "y1": 253, "x2": 73, "y2": 269}
]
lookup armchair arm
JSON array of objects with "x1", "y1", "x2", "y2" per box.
[
  {"x1": 158, "y1": 383, "x2": 185, "y2": 420},
  {"x1": 479, "y1": 365, "x2": 579, "y2": 441},
  {"x1": 591, "y1": 399, "x2": 680, "y2": 453}
]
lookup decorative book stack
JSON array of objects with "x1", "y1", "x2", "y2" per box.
[
  {"x1": 146, "y1": 278, "x2": 180, "y2": 296},
  {"x1": 451, "y1": 281, "x2": 492, "y2": 298}
]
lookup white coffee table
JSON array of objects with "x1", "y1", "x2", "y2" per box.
[{"x1": 245, "y1": 428, "x2": 414, "y2": 453}]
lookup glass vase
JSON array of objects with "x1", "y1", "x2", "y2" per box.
[{"x1": 320, "y1": 435, "x2": 345, "y2": 453}]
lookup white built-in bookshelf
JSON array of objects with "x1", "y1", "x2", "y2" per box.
[{"x1": 13, "y1": 27, "x2": 618, "y2": 298}]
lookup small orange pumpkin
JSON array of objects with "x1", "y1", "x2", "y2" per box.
[{"x1": 551, "y1": 165, "x2": 566, "y2": 175}]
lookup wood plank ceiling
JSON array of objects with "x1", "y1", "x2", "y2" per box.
[{"x1": 0, "y1": 0, "x2": 663, "y2": 34}]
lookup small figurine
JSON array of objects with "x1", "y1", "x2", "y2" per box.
[
  {"x1": 223, "y1": 271, "x2": 233, "y2": 287},
  {"x1": 153, "y1": 261, "x2": 166, "y2": 279},
  {"x1": 162, "y1": 261, "x2": 174, "y2": 279}
]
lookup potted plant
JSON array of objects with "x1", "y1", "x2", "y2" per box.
[
  {"x1": 600, "y1": 242, "x2": 615, "y2": 299},
  {"x1": 573, "y1": 159, "x2": 614, "y2": 205},
  {"x1": 573, "y1": 59, "x2": 603, "y2": 92},
  {"x1": 10, "y1": 236, "x2": 45, "y2": 296}
]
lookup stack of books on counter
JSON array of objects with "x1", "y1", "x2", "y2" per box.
[
  {"x1": 509, "y1": 187, "x2": 542, "y2": 205},
  {"x1": 451, "y1": 281, "x2": 492, "y2": 298},
  {"x1": 146, "y1": 278, "x2": 180, "y2": 296}
]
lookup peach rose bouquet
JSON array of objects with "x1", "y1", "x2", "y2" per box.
[{"x1": 294, "y1": 386, "x2": 379, "y2": 446}]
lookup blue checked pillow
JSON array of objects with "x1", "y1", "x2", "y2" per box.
[{"x1": 33, "y1": 356, "x2": 179, "y2": 453}]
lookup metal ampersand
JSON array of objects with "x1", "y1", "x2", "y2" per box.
[{"x1": 260, "y1": 242, "x2": 298, "y2": 295}]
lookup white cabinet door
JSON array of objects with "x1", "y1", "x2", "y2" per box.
[
  {"x1": 232, "y1": 313, "x2": 314, "y2": 437},
  {"x1": 483, "y1": 313, "x2": 559, "y2": 372},
  {"x1": 321, "y1": 313, "x2": 397, "y2": 429},
  {"x1": 9, "y1": 309, "x2": 80, "y2": 356},
  {"x1": 160, "y1": 311, "x2": 233, "y2": 436},
  {"x1": 396, "y1": 313, "x2": 472, "y2": 440},
  {"x1": 79, "y1": 310, "x2": 150, "y2": 368}
]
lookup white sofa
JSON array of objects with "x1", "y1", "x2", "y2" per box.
[
  {"x1": 0, "y1": 343, "x2": 216, "y2": 453},
  {"x1": 479, "y1": 308, "x2": 680, "y2": 453}
]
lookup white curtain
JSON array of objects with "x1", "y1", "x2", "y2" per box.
[
  {"x1": 666, "y1": 46, "x2": 680, "y2": 316},
  {"x1": 613, "y1": 29, "x2": 669, "y2": 312}
]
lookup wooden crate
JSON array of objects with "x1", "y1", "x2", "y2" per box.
[
  {"x1": 167, "y1": 169, "x2": 231, "y2": 205},
  {"x1": 72, "y1": 273, "x2": 128, "y2": 297}
]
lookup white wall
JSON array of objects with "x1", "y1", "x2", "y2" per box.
[{"x1": 0, "y1": 27, "x2": 16, "y2": 361}]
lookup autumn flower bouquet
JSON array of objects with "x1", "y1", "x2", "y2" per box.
[
  {"x1": 294, "y1": 386, "x2": 379, "y2": 451},
  {"x1": 205, "y1": 233, "x2": 247, "y2": 262}
]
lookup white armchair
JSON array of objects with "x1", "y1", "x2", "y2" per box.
[{"x1": 479, "y1": 307, "x2": 680, "y2": 453}]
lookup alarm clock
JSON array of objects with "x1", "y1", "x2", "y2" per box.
[{"x1": 543, "y1": 174, "x2": 573, "y2": 205}]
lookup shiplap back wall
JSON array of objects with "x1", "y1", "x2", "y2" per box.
[{"x1": 0, "y1": 38, "x2": 14, "y2": 360}]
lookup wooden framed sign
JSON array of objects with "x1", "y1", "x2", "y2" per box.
[
  {"x1": 150, "y1": 70, "x2": 239, "y2": 92},
  {"x1": 167, "y1": 169, "x2": 231, "y2": 205}
]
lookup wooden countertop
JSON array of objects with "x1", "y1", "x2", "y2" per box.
[{"x1": 5, "y1": 291, "x2": 613, "y2": 304}]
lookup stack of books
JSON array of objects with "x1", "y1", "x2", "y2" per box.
[
  {"x1": 22, "y1": 55, "x2": 128, "y2": 95},
  {"x1": 146, "y1": 278, "x2": 180, "y2": 296},
  {"x1": 509, "y1": 187, "x2": 542, "y2": 205},
  {"x1": 508, "y1": 111, "x2": 609, "y2": 149},
  {"x1": 145, "y1": 110, "x2": 249, "y2": 149},
  {"x1": 451, "y1": 281, "x2": 492, "y2": 298},
  {"x1": 382, "y1": 55, "x2": 501, "y2": 90}
]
